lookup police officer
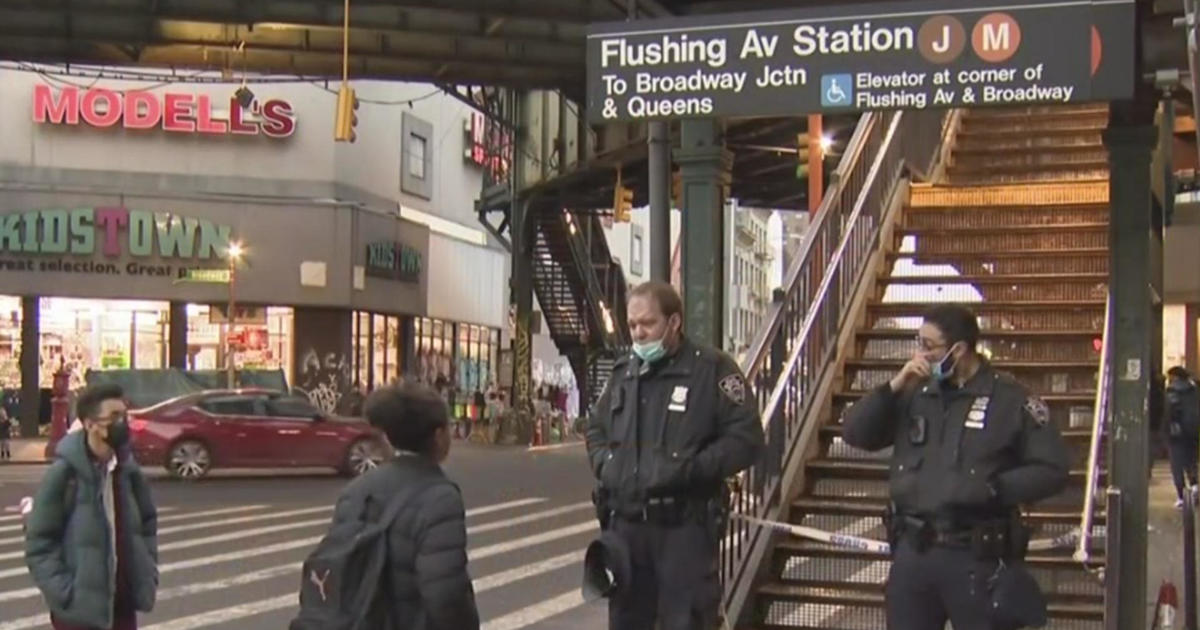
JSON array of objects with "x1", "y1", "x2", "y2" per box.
[
  {"x1": 842, "y1": 304, "x2": 1071, "y2": 630},
  {"x1": 586, "y1": 281, "x2": 764, "y2": 630}
]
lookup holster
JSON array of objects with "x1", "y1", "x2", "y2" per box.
[
  {"x1": 969, "y1": 513, "x2": 1032, "y2": 561},
  {"x1": 882, "y1": 502, "x2": 901, "y2": 552},
  {"x1": 592, "y1": 486, "x2": 611, "y2": 531}
]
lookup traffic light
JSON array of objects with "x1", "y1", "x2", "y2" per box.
[
  {"x1": 613, "y1": 173, "x2": 633, "y2": 223},
  {"x1": 334, "y1": 85, "x2": 359, "y2": 142}
]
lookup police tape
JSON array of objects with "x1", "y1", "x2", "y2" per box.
[{"x1": 732, "y1": 514, "x2": 1089, "y2": 554}]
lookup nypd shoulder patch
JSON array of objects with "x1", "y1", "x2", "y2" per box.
[
  {"x1": 719, "y1": 374, "x2": 747, "y2": 405},
  {"x1": 1023, "y1": 396, "x2": 1050, "y2": 427}
]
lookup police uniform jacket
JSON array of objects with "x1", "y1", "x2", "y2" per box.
[
  {"x1": 585, "y1": 337, "x2": 765, "y2": 512},
  {"x1": 841, "y1": 362, "x2": 1070, "y2": 524}
]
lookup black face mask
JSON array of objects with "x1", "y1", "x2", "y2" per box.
[{"x1": 104, "y1": 420, "x2": 130, "y2": 449}]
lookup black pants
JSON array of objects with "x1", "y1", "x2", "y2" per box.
[
  {"x1": 1169, "y1": 437, "x2": 1199, "y2": 500},
  {"x1": 886, "y1": 537, "x2": 1014, "y2": 630},
  {"x1": 607, "y1": 515, "x2": 721, "y2": 630}
]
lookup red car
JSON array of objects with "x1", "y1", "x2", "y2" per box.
[{"x1": 128, "y1": 388, "x2": 390, "y2": 480}]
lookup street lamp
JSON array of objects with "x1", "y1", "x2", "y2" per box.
[{"x1": 226, "y1": 241, "x2": 244, "y2": 388}]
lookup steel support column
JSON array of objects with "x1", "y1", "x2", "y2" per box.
[
  {"x1": 19, "y1": 296, "x2": 38, "y2": 438},
  {"x1": 1104, "y1": 100, "x2": 1157, "y2": 630},
  {"x1": 677, "y1": 119, "x2": 730, "y2": 346},
  {"x1": 509, "y1": 94, "x2": 535, "y2": 424},
  {"x1": 649, "y1": 122, "x2": 672, "y2": 282}
]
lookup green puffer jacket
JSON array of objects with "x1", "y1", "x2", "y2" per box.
[{"x1": 24, "y1": 431, "x2": 159, "y2": 628}]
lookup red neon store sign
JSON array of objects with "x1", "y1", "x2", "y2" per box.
[{"x1": 32, "y1": 85, "x2": 297, "y2": 138}]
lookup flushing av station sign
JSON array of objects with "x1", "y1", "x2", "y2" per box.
[{"x1": 586, "y1": 0, "x2": 1135, "y2": 122}]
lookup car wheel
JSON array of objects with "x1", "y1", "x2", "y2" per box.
[
  {"x1": 343, "y1": 439, "x2": 383, "y2": 477},
  {"x1": 167, "y1": 440, "x2": 212, "y2": 480}
]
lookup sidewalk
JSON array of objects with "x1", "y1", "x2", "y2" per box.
[
  {"x1": 0, "y1": 438, "x2": 48, "y2": 464},
  {"x1": 1148, "y1": 462, "x2": 1190, "y2": 626}
]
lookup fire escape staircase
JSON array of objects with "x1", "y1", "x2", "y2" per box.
[
  {"x1": 722, "y1": 105, "x2": 1115, "y2": 630},
  {"x1": 530, "y1": 209, "x2": 631, "y2": 405}
]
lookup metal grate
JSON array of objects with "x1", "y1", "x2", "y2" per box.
[
  {"x1": 869, "y1": 306, "x2": 1105, "y2": 332},
  {"x1": 862, "y1": 338, "x2": 1100, "y2": 362},
  {"x1": 903, "y1": 230, "x2": 1108, "y2": 254},
  {"x1": 909, "y1": 181, "x2": 1109, "y2": 208}
]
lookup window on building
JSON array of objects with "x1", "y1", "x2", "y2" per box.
[
  {"x1": 186, "y1": 305, "x2": 292, "y2": 386},
  {"x1": 408, "y1": 134, "x2": 427, "y2": 179}
]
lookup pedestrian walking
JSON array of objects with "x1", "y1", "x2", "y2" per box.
[
  {"x1": 1165, "y1": 366, "x2": 1200, "y2": 508},
  {"x1": 585, "y1": 281, "x2": 765, "y2": 630},
  {"x1": 290, "y1": 382, "x2": 480, "y2": 630},
  {"x1": 24, "y1": 383, "x2": 159, "y2": 630},
  {"x1": 842, "y1": 304, "x2": 1071, "y2": 630},
  {"x1": 0, "y1": 406, "x2": 12, "y2": 460}
]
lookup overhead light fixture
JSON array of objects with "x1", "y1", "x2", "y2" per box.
[{"x1": 234, "y1": 86, "x2": 255, "y2": 108}]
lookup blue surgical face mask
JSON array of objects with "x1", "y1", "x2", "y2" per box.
[
  {"x1": 930, "y1": 343, "x2": 960, "y2": 381},
  {"x1": 633, "y1": 338, "x2": 667, "y2": 363}
]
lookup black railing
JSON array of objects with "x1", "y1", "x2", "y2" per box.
[{"x1": 719, "y1": 107, "x2": 951, "y2": 625}]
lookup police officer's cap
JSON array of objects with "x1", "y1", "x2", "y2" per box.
[{"x1": 581, "y1": 531, "x2": 632, "y2": 602}]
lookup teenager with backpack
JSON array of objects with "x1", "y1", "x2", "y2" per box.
[
  {"x1": 24, "y1": 384, "x2": 159, "y2": 630},
  {"x1": 1166, "y1": 366, "x2": 1200, "y2": 508},
  {"x1": 290, "y1": 382, "x2": 480, "y2": 630}
]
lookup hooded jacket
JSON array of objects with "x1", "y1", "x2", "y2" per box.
[
  {"x1": 24, "y1": 431, "x2": 159, "y2": 628},
  {"x1": 1167, "y1": 376, "x2": 1200, "y2": 440}
]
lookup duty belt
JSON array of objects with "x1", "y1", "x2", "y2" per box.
[
  {"x1": 900, "y1": 515, "x2": 975, "y2": 550},
  {"x1": 615, "y1": 496, "x2": 692, "y2": 524}
]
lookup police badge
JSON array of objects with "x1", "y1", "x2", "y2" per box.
[
  {"x1": 1023, "y1": 396, "x2": 1050, "y2": 427},
  {"x1": 719, "y1": 374, "x2": 747, "y2": 405}
]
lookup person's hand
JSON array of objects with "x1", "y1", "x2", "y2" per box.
[{"x1": 889, "y1": 354, "x2": 931, "y2": 393}]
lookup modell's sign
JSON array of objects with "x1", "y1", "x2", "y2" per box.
[{"x1": 31, "y1": 85, "x2": 297, "y2": 138}]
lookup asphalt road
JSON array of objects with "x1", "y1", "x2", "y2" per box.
[{"x1": 0, "y1": 442, "x2": 609, "y2": 630}]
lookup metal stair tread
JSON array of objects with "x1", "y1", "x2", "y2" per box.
[
  {"x1": 775, "y1": 537, "x2": 1105, "y2": 565},
  {"x1": 754, "y1": 582, "x2": 1104, "y2": 617},
  {"x1": 948, "y1": 160, "x2": 1109, "y2": 174},
  {"x1": 877, "y1": 272, "x2": 1108, "y2": 284},
  {"x1": 845, "y1": 358, "x2": 1098, "y2": 369},
  {"x1": 832, "y1": 390, "x2": 1096, "y2": 403},
  {"x1": 856, "y1": 328, "x2": 1100, "y2": 339},
  {"x1": 807, "y1": 458, "x2": 1093, "y2": 481},
  {"x1": 886, "y1": 247, "x2": 1107, "y2": 260},
  {"x1": 790, "y1": 496, "x2": 1102, "y2": 523},
  {"x1": 820, "y1": 423, "x2": 1094, "y2": 441},
  {"x1": 868, "y1": 300, "x2": 1106, "y2": 312},
  {"x1": 900, "y1": 222, "x2": 1107, "y2": 233},
  {"x1": 953, "y1": 143, "x2": 1104, "y2": 155},
  {"x1": 957, "y1": 125, "x2": 1105, "y2": 136}
]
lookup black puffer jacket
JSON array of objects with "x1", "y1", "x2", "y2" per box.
[{"x1": 334, "y1": 454, "x2": 480, "y2": 630}]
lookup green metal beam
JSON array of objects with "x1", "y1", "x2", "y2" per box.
[{"x1": 678, "y1": 119, "x2": 730, "y2": 347}]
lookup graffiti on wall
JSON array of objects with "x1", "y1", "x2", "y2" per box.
[{"x1": 295, "y1": 348, "x2": 350, "y2": 413}]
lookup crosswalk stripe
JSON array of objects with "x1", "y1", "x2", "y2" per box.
[
  {"x1": 156, "y1": 504, "x2": 268, "y2": 524},
  {"x1": 138, "y1": 545, "x2": 589, "y2": 630},
  {"x1": 481, "y1": 589, "x2": 587, "y2": 630},
  {"x1": 0, "y1": 496, "x2": 563, "y2": 594},
  {"x1": 0, "y1": 505, "x2": 296, "y2": 548},
  {"x1": 0, "y1": 516, "x2": 333, "y2": 563},
  {"x1": 469, "y1": 520, "x2": 596, "y2": 561},
  {"x1": 467, "y1": 501, "x2": 593, "y2": 535},
  {"x1": 0, "y1": 563, "x2": 302, "y2": 630},
  {"x1": 464, "y1": 497, "x2": 547, "y2": 516}
]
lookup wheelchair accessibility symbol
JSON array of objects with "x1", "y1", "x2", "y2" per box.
[{"x1": 820, "y1": 74, "x2": 853, "y2": 107}]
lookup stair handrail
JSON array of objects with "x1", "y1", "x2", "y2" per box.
[
  {"x1": 1074, "y1": 292, "x2": 1112, "y2": 570},
  {"x1": 720, "y1": 107, "x2": 951, "y2": 626}
]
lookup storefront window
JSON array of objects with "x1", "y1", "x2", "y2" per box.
[
  {"x1": 350, "y1": 311, "x2": 403, "y2": 392},
  {"x1": 454, "y1": 323, "x2": 499, "y2": 395},
  {"x1": 0, "y1": 297, "x2": 20, "y2": 389},
  {"x1": 186, "y1": 305, "x2": 293, "y2": 385},
  {"x1": 415, "y1": 317, "x2": 454, "y2": 387},
  {"x1": 40, "y1": 298, "x2": 170, "y2": 389}
]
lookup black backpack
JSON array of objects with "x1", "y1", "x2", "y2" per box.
[{"x1": 289, "y1": 480, "x2": 424, "y2": 630}]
